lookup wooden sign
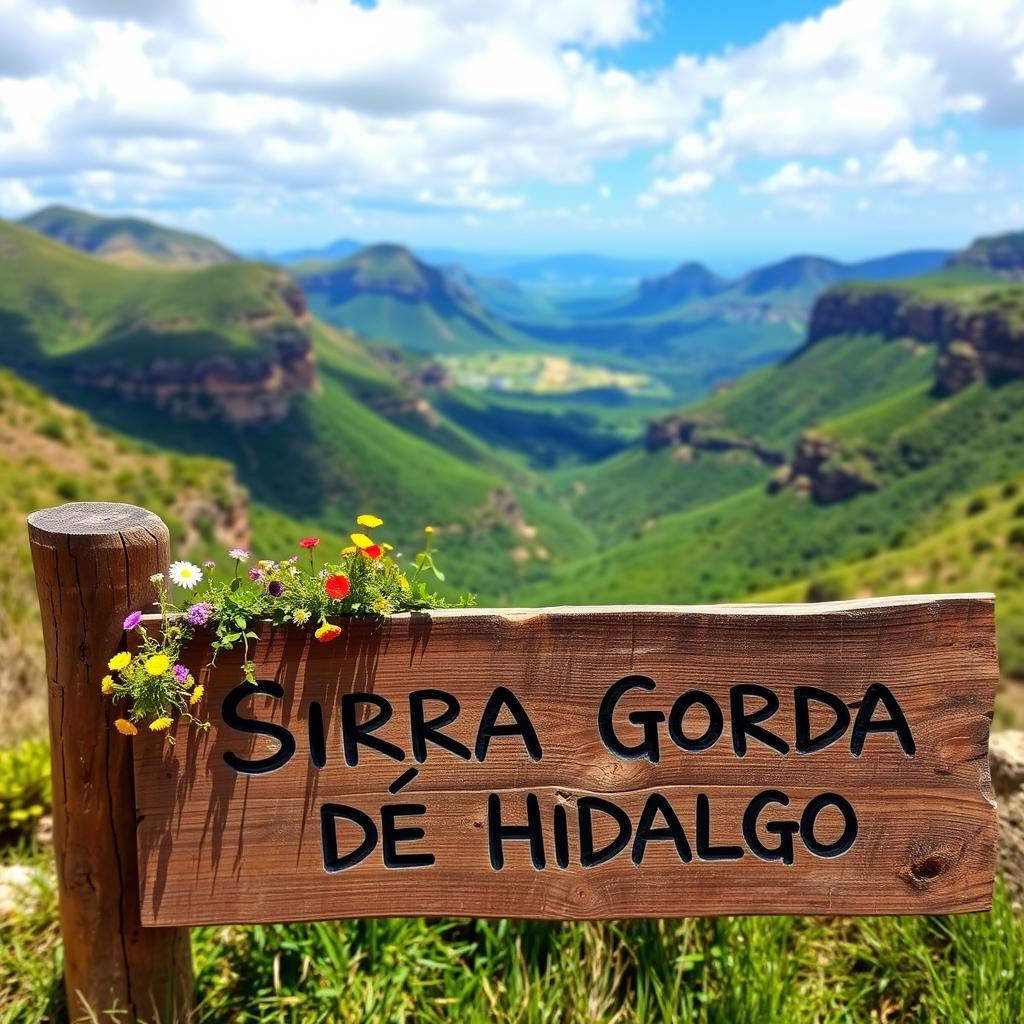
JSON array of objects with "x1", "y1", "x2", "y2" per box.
[{"x1": 134, "y1": 595, "x2": 998, "y2": 927}]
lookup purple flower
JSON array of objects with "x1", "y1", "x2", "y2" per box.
[
  {"x1": 173, "y1": 663, "x2": 190, "y2": 684},
  {"x1": 248, "y1": 567, "x2": 264, "y2": 582},
  {"x1": 122, "y1": 610, "x2": 143, "y2": 631},
  {"x1": 229, "y1": 548, "x2": 249, "y2": 561},
  {"x1": 285, "y1": 555, "x2": 299, "y2": 565},
  {"x1": 187, "y1": 602, "x2": 214, "y2": 626},
  {"x1": 202, "y1": 560, "x2": 216, "y2": 569},
  {"x1": 267, "y1": 581, "x2": 284, "y2": 598}
]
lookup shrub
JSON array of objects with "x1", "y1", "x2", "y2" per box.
[
  {"x1": 0, "y1": 739, "x2": 51, "y2": 844},
  {"x1": 806, "y1": 578, "x2": 845, "y2": 603},
  {"x1": 966, "y1": 495, "x2": 988, "y2": 516},
  {"x1": 35, "y1": 417, "x2": 66, "y2": 443},
  {"x1": 1008, "y1": 525, "x2": 1024, "y2": 548}
]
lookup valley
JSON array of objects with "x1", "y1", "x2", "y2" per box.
[{"x1": 3, "y1": 204, "x2": 1023, "y2": 735}]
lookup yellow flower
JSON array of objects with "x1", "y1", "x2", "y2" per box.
[
  {"x1": 350, "y1": 533, "x2": 374, "y2": 550},
  {"x1": 100, "y1": 675, "x2": 115, "y2": 695},
  {"x1": 356, "y1": 514, "x2": 383, "y2": 528},
  {"x1": 144, "y1": 653, "x2": 171, "y2": 676},
  {"x1": 108, "y1": 651, "x2": 131, "y2": 671},
  {"x1": 189, "y1": 684, "x2": 205, "y2": 706},
  {"x1": 340, "y1": 545, "x2": 357, "y2": 556},
  {"x1": 371, "y1": 596, "x2": 391, "y2": 614},
  {"x1": 114, "y1": 719, "x2": 137, "y2": 736},
  {"x1": 149, "y1": 717, "x2": 173, "y2": 732},
  {"x1": 424, "y1": 525, "x2": 435, "y2": 535},
  {"x1": 398, "y1": 575, "x2": 411, "y2": 593},
  {"x1": 382, "y1": 543, "x2": 394, "y2": 552}
]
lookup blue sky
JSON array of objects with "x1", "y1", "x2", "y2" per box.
[{"x1": 0, "y1": 0, "x2": 1022, "y2": 268}]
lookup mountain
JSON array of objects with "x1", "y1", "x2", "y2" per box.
[
  {"x1": 295, "y1": 243, "x2": 543, "y2": 354},
  {"x1": 526, "y1": 261, "x2": 1024, "y2": 673},
  {"x1": 258, "y1": 237, "x2": 363, "y2": 265},
  {"x1": 947, "y1": 229, "x2": 1024, "y2": 279},
  {"x1": 20, "y1": 204, "x2": 236, "y2": 267},
  {"x1": 600, "y1": 262, "x2": 727, "y2": 317},
  {"x1": 0, "y1": 220, "x2": 592, "y2": 603},
  {"x1": 0, "y1": 219, "x2": 313, "y2": 422},
  {"x1": 497, "y1": 252, "x2": 676, "y2": 288}
]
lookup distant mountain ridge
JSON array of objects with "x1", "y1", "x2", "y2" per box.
[
  {"x1": 947, "y1": 229, "x2": 1024, "y2": 279},
  {"x1": 20, "y1": 204, "x2": 237, "y2": 268},
  {"x1": 0, "y1": 218, "x2": 313, "y2": 422},
  {"x1": 295, "y1": 242, "x2": 541, "y2": 353}
]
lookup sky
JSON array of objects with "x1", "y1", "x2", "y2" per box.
[{"x1": 0, "y1": 0, "x2": 1023, "y2": 267}]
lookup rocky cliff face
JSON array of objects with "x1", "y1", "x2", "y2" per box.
[
  {"x1": 73, "y1": 276, "x2": 317, "y2": 424},
  {"x1": 807, "y1": 287, "x2": 1024, "y2": 394},
  {"x1": 946, "y1": 230, "x2": 1024, "y2": 280},
  {"x1": 768, "y1": 432, "x2": 880, "y2": 505},
  {"x1": 644, "y1": 414, "x2": 785, "y2": 466}
]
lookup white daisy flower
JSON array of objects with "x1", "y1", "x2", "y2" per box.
[
  {"x1": 169, "y1": 560, "x2": 203, "y2": 590},
  {"x1": 292, "y1": 608, "x2": 311, "y2": 624}
]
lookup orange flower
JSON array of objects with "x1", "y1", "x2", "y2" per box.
[
  {"x1": 114, "y1": 719, "x2": 137, "y2": 736},
  {"x1": 325, "y1": 574, "x2": 351, "y2": 600},
  {"x1": 315, "y1": 623, "x2": 343, "y2": 644},
  {"x1": 362, "y1": 544, "x2": 383, "y2": 559}
]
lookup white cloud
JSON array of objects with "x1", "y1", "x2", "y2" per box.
[
  {"x1": 0, "y1": 177, "x2": 38, "y2": 213},
  {"x1": 0, "y1": 0, "x2": 1019, "y2": 227},
  {"x1": 638, "y1": 169, "x2": 713, "y2": 207},
  {"x1": 746, "y1": 137, "x2": 989, "y2": 196}
]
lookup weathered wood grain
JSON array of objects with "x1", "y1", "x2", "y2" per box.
[
  {"x1": 28, "y1": 503, "x2": 192, "y2": 1022},
  {"x1": 134, "y1": 595, "x2": 998, "y2": 926}
]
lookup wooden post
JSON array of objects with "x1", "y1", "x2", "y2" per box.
[{"x1": 27, "y1": 502, "x2": 193, "y2": 1023}]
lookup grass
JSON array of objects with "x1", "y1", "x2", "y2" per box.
[
  {"x1": 3, "y1": 837, "x2": 1023, "y2": 1024},
  {"x1": 0, "y1": 220, "x2": 294, "y2": 366}
]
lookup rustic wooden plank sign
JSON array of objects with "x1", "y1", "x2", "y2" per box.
[{"x1": 134, "y1": 594, "x2": 998, "y2": 927}]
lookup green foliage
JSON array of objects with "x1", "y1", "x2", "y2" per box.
[
  {"x1": 2, "y1": 861, "x2": 1024, "y2": 1022},
  {"x1": 108, "y1": 524, "x2": 469, "y2": 729},
  {"x1": 0, "y1": 740, "x2": 50, "y2": 842}
]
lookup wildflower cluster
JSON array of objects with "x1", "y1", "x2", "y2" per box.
[{"x1": 103, "y1": 515, "x2": 469, "y2": 739}]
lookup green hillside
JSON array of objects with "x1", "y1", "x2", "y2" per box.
[
  {"x1": 523, "y1": 263, "x2": 1024, "y2": 682},
  {"x1": 20, "y1": 204, "x2": 236, "y2": 267},
  {"x1": 298, "y1": 244, "x2": 543, "y2": 354},
  {"x1": 0, "y1": 367, "x2": 244, "y2": 744},
  {"x1": 0, "y1": 219, "x2": 303, "y2": 368}
]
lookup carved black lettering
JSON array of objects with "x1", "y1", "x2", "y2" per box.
[
  {"x1": 487, "y1": 793, "x2": 545, "y2": 869},
  {"x1": 742, "y1": 789, "x2": 798, "y2": 865},
  {"x1": 850, "y1": 683, "x2": 916, "y2": 757},
  {"x1": 341, "y1": 693, "x2": 405, "y2": 767},
  {"x1": 321, "y1": 803, "x2": 377, "y2": 873},
  {"x1": 794, "y1": 687, "x2": 851, "y2": 755},
  {"x1": 222, "y1": 680, "x2": 296, "y2": 775},
  {"x1": 381, "y1": 803, "x2": 435, "y2": 868},
  {"x1": 730, "y1": 684, "x2": 789, "y2": 756},
  {"x1": 476, "y1": 688, "x2": 542, "y2": 762},
  {"x1": 599, "y1": 675, "x2": 663, "y2": 761}
]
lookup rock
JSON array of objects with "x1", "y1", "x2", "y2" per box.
[
  {"x1": 936, "y1": 340, "x2": 984, "y2": 395},
  {"x1": 990, "y1": 731, "x2": 1024, "y2": 905},
  {"x1": 643, "y1": 414, "x2": 784, "y2": 465},
  {"x1": 806, "y1": 285, "x2": 1024, "y2": 396},
  {"x1": 770, "y1": 432, "x2": 880, "y2": 504},
  {"x1": 0, "y1": 863, "x2": 48, "y2": 917}
]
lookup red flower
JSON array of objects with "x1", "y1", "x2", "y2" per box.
[
  {"x1": 362, "y1": 544, "x2": 383, "y2": 560},
  {"x1": 299, "y1": 537, "x2": 320, "y2": 549},
  {"x1": 324, "y1": 574, "x2": 351, "y2": 600}
]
